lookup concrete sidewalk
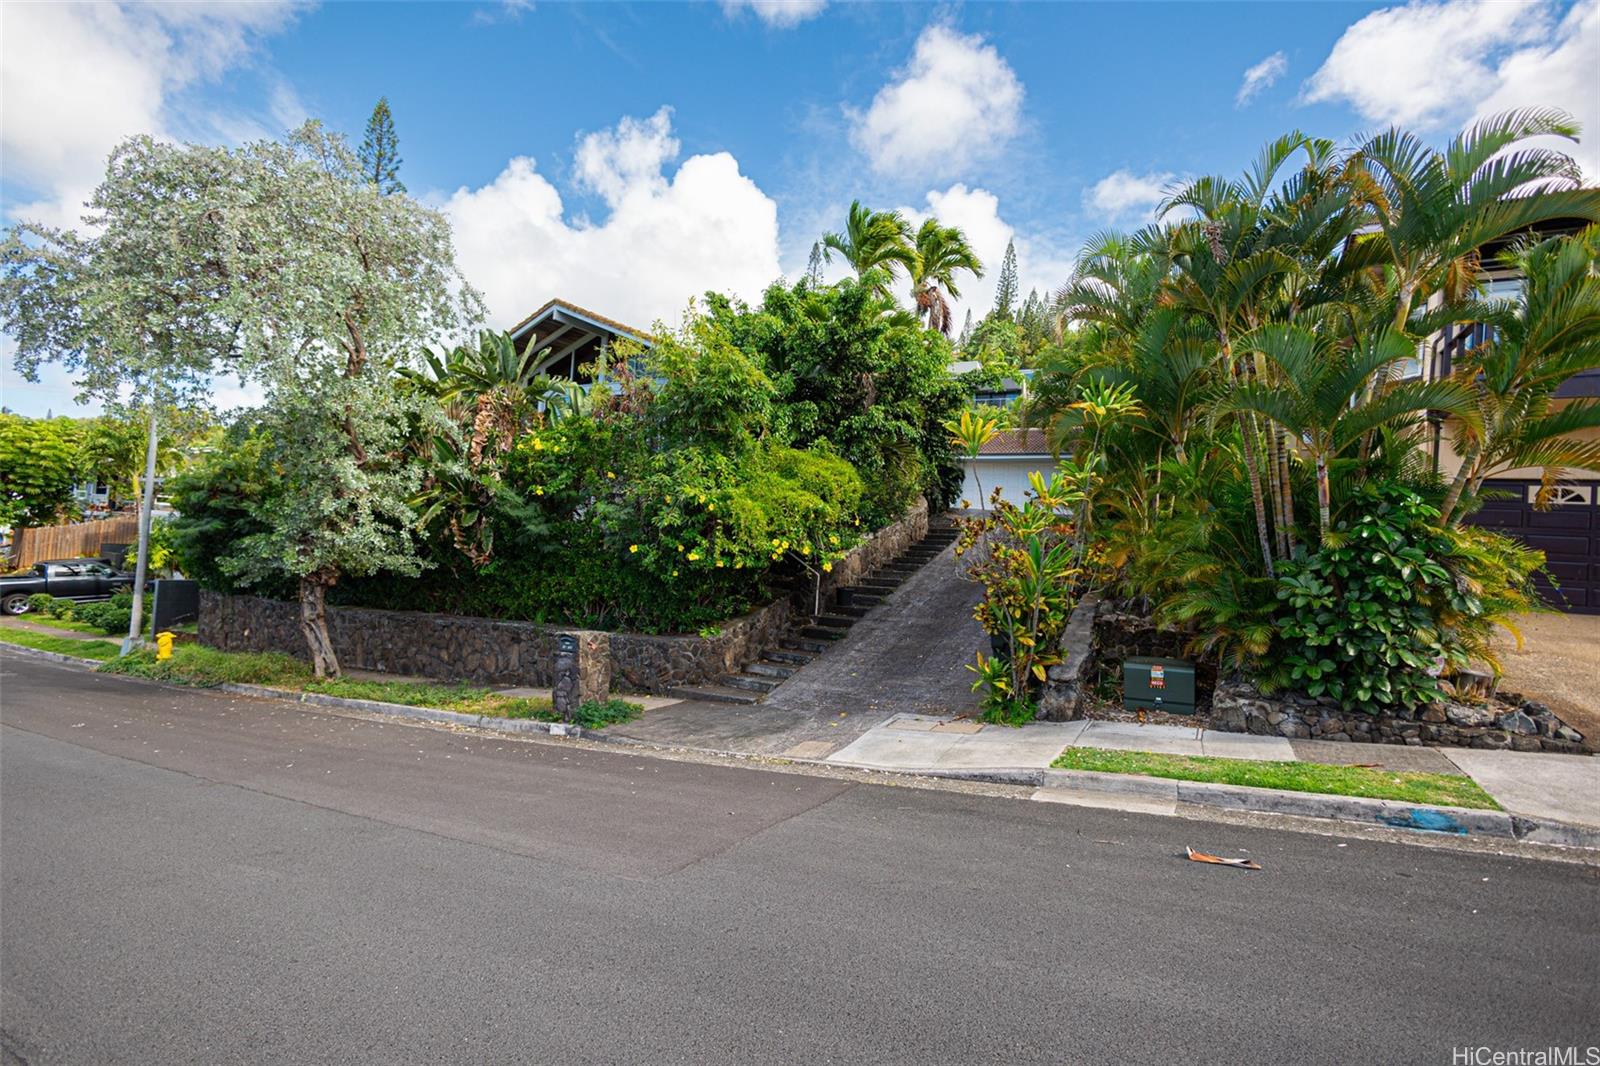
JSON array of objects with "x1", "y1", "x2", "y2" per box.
[{"x1": 825, "y1": 713, "x2": 1600, "y2": 838}]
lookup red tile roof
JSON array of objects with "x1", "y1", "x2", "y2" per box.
[{"x1": 976, "y1": 428, "x2": 1052, "y2": 456}]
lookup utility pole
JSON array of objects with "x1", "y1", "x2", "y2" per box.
[{"x1": 122, "y1": 405, "x2": 159, "y2": 654}]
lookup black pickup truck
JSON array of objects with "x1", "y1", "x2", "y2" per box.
[{"x1": 1, "y1": 559, "x2": 137, "y2": 615}]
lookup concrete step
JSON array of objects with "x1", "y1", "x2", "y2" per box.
[
  {"x1": 763, "y1": 649, "x2": 815, "y2": 666},
  {"x1": 667, "y1": 683, "x2": 759, "y2": 705},
  {"x1": 834, "y1": 604, "x2": 872, "y2": 619},
  {"x1": 842, "y1": 592, "x2": 885, "y2": 608},
  {"x1": 746, "y1": 661, "x2": 797, "y2": 679},
  {"x1": 724, "y1": 673, "x2": 782, "y2": 693},
  {"x1": 809, "y1": 613, "x2": 857, "y2": 629},
  {"x1": 861, "y1": 576, "x2": 902, "y2": 589},
  {"x1": 800, "y1": 625, "x2": 848, "y2": 641},
  {"x1": 780, "y1": 636, "x2": 831, "y2": 654}
]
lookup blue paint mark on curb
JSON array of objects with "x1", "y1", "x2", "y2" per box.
[{"x1": 1380, "y1": 809, "x2": 1468, "y2": 835}]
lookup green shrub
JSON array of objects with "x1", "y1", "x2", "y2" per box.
[
  {"x1": 45, "y1": 597, "x2": 75, "y2": 619},
  {"x1": 571, "y1": 698, "x2": 643, "y2": 728},
  {"x1": 1268, "y1": 485, "x2": 1458, "y2": 714},
  {"x1": 26, "y1": 593, "x2": 54, "y2": 614},
  {"x1": 109, "y1": 587, "x2": 133, "y2": 608}
]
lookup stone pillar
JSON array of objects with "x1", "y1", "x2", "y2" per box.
[{"x1": 553, "y1": 630, "x2": 611, "y2": 721}]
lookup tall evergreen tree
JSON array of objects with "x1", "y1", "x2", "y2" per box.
[
  {"x1": 806, "y1": 241, "x2": 825, "y2": 284},
  {"x1": 358, "y1": 97, "x2": 405, "y2": 195},
  {"x1": 957, "y1": 309, "x2": 974, "y2": 351},
  {"x1": 992, "y1": 238, "x2": 1018, "y2": 316}
]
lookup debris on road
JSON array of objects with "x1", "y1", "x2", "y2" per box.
[{"x1": 1186, "y1": 846, "x2": 1261, "y2": 870}]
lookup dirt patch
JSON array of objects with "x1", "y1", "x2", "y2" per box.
[{"x1": 1493, "y1": 612, "x2": 1600, "y2": 743}]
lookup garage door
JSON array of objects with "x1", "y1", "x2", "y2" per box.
[
  {"x1": 960, "y1": 459, "x2": 1051, "y2": 510},
  {"x1": 1465, "y1": 478, "x2": 1600, "y2": 614}
]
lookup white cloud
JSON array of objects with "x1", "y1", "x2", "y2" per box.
[
  {"x1": 1084, "y1": 169, "x2": 1176, "y2": 223},
  {"x1": 573, "y1": 107, "x2": 679, "y2": 207},
  {"x1": 444, "y1": 109, "x2": 781, "y2": 332},
  {"x1": 720, "y1": 0, "x2": 827, "y2": 28},
  {"x1": 1471, "y1": 0, "x2": 1600, "y2": 180},
  {"x1": 1302, "y1": 0, "x2": 1552, "y2": 129},
  {"x1": 0, "y1": 1, "x2": 304, "y2": 230},
  {"x1": 900, "y1": 184, "x2": 1078, "y2": 328},
  {"x1": 1236, "y1": 51, "x2": 1288, "y2": 107},
  {"x1": 848, "y1": 24, "x2": 1024, "y2": 180},
  {"x1": 471, "y1": 0, "x2": 535, "y2": 26}
]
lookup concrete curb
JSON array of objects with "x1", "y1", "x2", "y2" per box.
[
  {"x1": 6, "y1": 641, "x2": 1596, "y2": 850},
  {"x1": 213, "y1": 682, "x2": 586, "y2": 739},
  {"x1": 895, "y1": 763, "x2": 1599, "y2": 850}
]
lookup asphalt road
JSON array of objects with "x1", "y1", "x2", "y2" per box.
[{"x1": 2, "y1": 649, "x2": 1596, "y2": 1065}]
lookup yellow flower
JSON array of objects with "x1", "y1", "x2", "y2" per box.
[
  {"x1": 534, "y1": 486, "x2": 545, "y2": 496},
  {"x1": 822, "y1": 562, "x2": 833, "y2": 573},
  {"x1": 671, "y1": 569, "x2": 679, "y2": 577},
  {"x1": 665, "y1": 495, "x2": 672, "y2": 503},
  {"x1": 707, "y1": 503, "x2": 715, "y2": 512},
  {"x1": 532, "y1": 438, "x2": 544, "y2": 451},
  {"x1": 715, "y1": 560, "x2": 724, "y2": 568},
  {"x1": 828, "y1": 534, "x2": 839, "y2": 545},
  {"x1": 687, "y1": 551, "x2": 701, "y2": 561},
  {"x1": 629, "y1": 544, "x2": 639, "y2": 553},
  {"x1": 606, "y1": 470, "x2": 616, "y2": 479}
]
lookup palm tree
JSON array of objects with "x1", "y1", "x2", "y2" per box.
[
  {"x1": 1343, "y1": 109, "x2": 1599, "y2": 338},
  {"x1": 821, "y1": 201, "x2": 915, "y2": 294},
  {"x1": 1225, "y1": 324, "x2": 1475, "y2": 537},
  {"x1": 1439, "y1": 228, "x2": 1600, "y2": 524},
  {"x1": 909, "y1": 218, "x2": 983, "y2": 334}
]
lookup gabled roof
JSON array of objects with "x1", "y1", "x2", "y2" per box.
[{"x1": 507, "y1": 298, "x2": 653, "y2": 348}]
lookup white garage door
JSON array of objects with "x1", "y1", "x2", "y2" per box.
[{"x1": 960, "y1": 459, "x2": 1053, "y2": 510}]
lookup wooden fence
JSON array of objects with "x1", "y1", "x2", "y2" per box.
[{"x1": 8, "y1": 515, "x2": 142, "y2": 570}]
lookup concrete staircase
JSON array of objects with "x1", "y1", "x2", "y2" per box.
[{"x1": 668, "y1": 522, "x2": 960, "y2": 705}]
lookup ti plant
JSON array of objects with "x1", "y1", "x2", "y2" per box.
[{"x1": 959, "y1": 469, "x2": 1083, "y2": 725}]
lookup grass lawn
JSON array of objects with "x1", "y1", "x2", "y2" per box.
[
  {"x1": 97, "y1": 644, "x2": 559, "y2": 720},
  {"x1": 0, "y1": 628, "x2": 122, "y2": 661},
  {"x1": 1051, "y1": 747, "x2": 1500, "y2": 810}
]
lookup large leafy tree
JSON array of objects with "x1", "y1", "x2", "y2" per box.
[
  {"x1": 909, "y1": 218, "x2": 983, "y2": 335},
  {"x1": 0, "y1": 415, "x2": 82, "y2": 531},
  {"x1": 2, "y1": 135, "x2": 246, "y2": 638},
  {"x1": 192, "y1": 121, "x2": 481, "y2": 676},
  {"x1": 821, "y1": 201, "x2": 915, "y2": 294}
]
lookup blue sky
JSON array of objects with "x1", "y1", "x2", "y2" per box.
[{"x1": 3, "y1": 0, "x2": 1597, "y2": 416}]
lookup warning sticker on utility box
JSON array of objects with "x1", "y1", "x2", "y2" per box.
[{"x1": 1150, "y1": 665, "x2": 1166, "y2": 689}]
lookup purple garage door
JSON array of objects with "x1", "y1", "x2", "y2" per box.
[{"x1": 1464, "y1": 478, "x2": 1600, "y2": 614}]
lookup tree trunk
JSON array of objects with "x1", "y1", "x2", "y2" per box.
[
  {"x1": 1276, "y1": 428, "x2": 1297, "y2": 557},
  {"x1": 299, "y1": 575, "x2": 340, "y2": 678},
  {"x1": 1439, "y1": 441, "x2": 1482, "y2": 527},
  {"x1": 1315, "y1": 454, "x2": 1331, "y2": 540},
  {"x1": 1238, "y1": 420, "x2": 1277, "y2": 578}
]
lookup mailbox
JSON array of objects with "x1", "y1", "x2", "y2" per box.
[{"x1": 1123, "y1": 656, "x2": 1197, "y2": 715}]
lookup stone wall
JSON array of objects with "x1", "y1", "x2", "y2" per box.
[
  {"x1": 200, "y1": 590, "x2": 792, "y2": 695},
  {"x1": 814, "y1": 497, "x2": 930, "y2": 605},
  {"x1": 196, "y1": 501, "x2": 931, "y2": 694},
  {"x1": 1039, "y1": 593, "x2": 1101, "y2": 721},
  {"x1": 1212, "y1": 679, "x2": 1590, "y2": 754}
]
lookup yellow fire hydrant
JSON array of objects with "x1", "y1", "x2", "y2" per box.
[{"x1": 156, "y1": 631, "x2": 175, "y2": 661}]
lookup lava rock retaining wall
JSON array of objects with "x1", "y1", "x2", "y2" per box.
[
  {"x1": 199, "y1": 590, "x2": 793, "y2": 694},
  {"x1": 197, "y1": 502, "x2": 927, "y2": 694},
  {"x1": 1211, "y1": 679, "x2": 1590, "y2": 753}
]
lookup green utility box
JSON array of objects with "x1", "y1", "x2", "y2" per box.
[{"x1": 1123, "y1": 657, "x2": 1197, "y2": 715}]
